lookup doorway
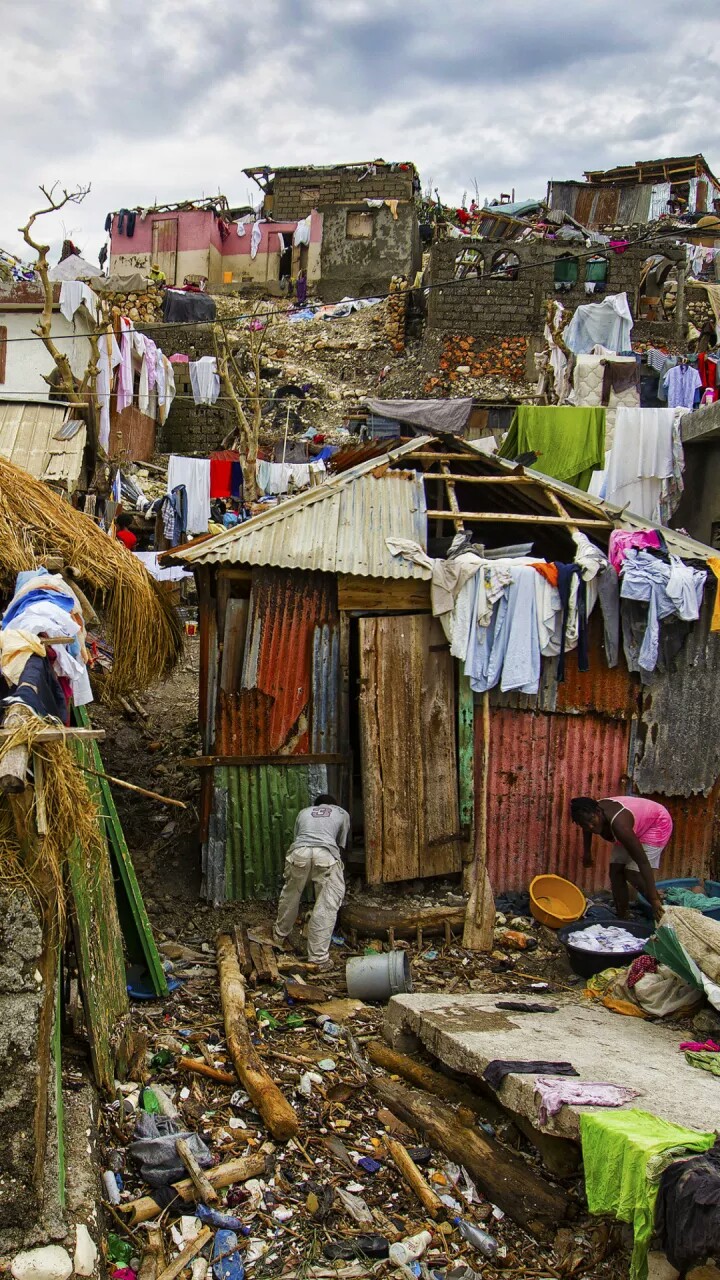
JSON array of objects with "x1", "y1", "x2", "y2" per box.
[{"x1": 151, "y1": 218, "x2": 178, "y2": 285}]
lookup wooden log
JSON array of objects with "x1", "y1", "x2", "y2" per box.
[
  {"x1": 177, "y1": 1055, "x2": 236, "y2": 1084},
  {"x1": 138, "y1": 1228, "x2": 164, "y2": 1280},
  {"x1": 0, "y1": 705, "x2": 33, "y2": 793},
  {"x1": 339, "y1": 902, "x2": 467, "y2": 941},
  {"x1": 121, "y1": 1153, "x2": 267, "y2": 1225},
  {"x1": 33, "y1": 753, "x2": 48, "y2": 835},
  {"x1": 384, "y1": 1137, "x2": 446, "y2": 1219},
  {"x1": 216, "y1": 932, "x2": 298, "y2": 1141},
  {"x1": 175, "y1": 1137, "x2": 218, "y2": 1204},
  {"x1": 463, "y1": 691, "x2": 494, "y2": 952},
  {"x1": 366, "y1": 1041, "x2": 503, "y2": 1124},
  {"x1": 373, "y1": 1078, "x2": 569, "y2": 1237},
  {"x1": 156, "y1": 1227, "x2": 211, "y2": 1280},
  {"x1": 233, "y1": 924, "x2": 251, "y2": 977}
]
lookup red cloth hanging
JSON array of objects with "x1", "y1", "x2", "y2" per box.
[{"x1": 210, "y1": 457, "x2": 233, "y2": 498}]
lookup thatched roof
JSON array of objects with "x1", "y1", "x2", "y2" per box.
[{"x1": 0, "y1": 456, "x2": 182, "y2": 698}]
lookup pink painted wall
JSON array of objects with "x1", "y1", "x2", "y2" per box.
[
  {"x1": 110, "y1": 209, "x2": 322, "y2": 259},
  {"x1": 110, "y1": 209, "x2": 224, "y2": 254}
]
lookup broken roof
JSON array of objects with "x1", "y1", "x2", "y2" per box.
[
  {"x1": 583, "y1": 154, "x2": 720, "y2": 190},
  {"x1": 0, "y1": 399, "x2": 86, "y2": 492},
  {"x1": 165, "y1": 436, "x2": 715, "y2": 575}
]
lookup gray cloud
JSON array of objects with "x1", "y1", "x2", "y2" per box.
[{"x1": 1, "y1": 0, "x2": 719, "y2": 262}]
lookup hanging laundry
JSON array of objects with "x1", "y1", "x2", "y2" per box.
[
  {"x1": 255, "y1": 460, "x2": 325, "y2": 495},
  {"x1": 189, "y1": 356, "x2": 220, "y2": 406},
  {"x1": 564, "y1": 293, "x2": 633, "y2": 356},
  {"x1": 96, "y1": 328, "x2": 122, "y2": 453},
  {"x1": 59, "y1": 280, "x2": 99, "y2": 324},
  {"x1": 620, "y1": 549, "x2": 706, "y2": 677},
  {"x1": 250, "y1": 220, "x2": 263, "y2": 260},
  {"x1": 210, "y1": 456, "x2": 233, "y2": 499},
  {"x1": 116, "y1": 317, "x2": 135, "y2": 413},
  {"x1": 166, "y1": 457, "x2": 211, "y2": 535},
  {"x1": 663, "y1": 363, "x2": 702, "y2": 411},
  {"x1": 572, "y1": 531, "x2": 620, "y2": 667},
  {"x1": 603, "y1": 408, "x2": 677, "y2": 521},
  {"x1": 601, "y1": 359, "x2": 640, "y2": 406},
  {"x1": 607, "y1": 529, "x2": 662, "y2": 573},
  {"x1": 230, "y1": 460, "x2": 243, "y2": 500},
  {"x1": 117, "y1": 209, "x2": 136, "y2": 237},
  {"x1": 555, "y1": 562, "x2": 587, "y2": 681},
  {"x1": 465, "y1": 564, "x2": 541, "y2": 696},
  {"x1": 498, "y1": 405, "x2": 605, "y2": 491}
]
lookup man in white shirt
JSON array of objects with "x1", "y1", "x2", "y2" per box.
[{"x1": 272, "y1": 794, "x2": 350, "y2": 969}]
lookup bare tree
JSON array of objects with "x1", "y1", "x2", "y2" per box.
[
  {"x1": 20, "y1": 183, "x2": 102, "y2": 462},
  {"x1": 213, "y1": 302, "x2": 274, "y2": 499}
]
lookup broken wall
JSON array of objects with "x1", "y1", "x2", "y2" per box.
[
  {"x1": 270, "y1": 165, "x2": 415, "y2": 221},
  {"x1": 318, "y1": 202, "x2": 421, "y2": 303},
  {"x1": 424, "y1": 238, "x2": 687, "y2": 388}
]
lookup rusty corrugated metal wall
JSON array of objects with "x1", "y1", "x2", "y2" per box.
[{"x1": 203, "y1": 566, "x2": 346, "y2": 901}]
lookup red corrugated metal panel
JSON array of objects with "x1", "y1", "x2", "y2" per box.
[
  {"x1": 484, "y1": 707, "x2": 632, "y2": 893},
  {"x1": 555, "y1": 616, "x2": 639, "y2": 719},
  {"x1": 216, "y1": 689, "x2": 273, "y2": 755},
  {"x1": 109, "y1": 405, "x2": 156, "y2": 461},
  {"x1": 640, "y1": 785, "x2": 719, "y2": 883}
]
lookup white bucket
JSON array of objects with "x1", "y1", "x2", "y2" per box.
[{"x1": 345, "y1": 950, "x2": 413, "y2": 1001}]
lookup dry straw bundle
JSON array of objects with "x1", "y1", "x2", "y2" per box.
[
  {"x1": 0, "y1": 719, "x2": 104, "y2": 922},
  {"x1": 0, "y1": 456, "x2": 183, "y2": 698}
]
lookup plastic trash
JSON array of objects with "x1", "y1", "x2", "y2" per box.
[
  {"x1": 225, "y1": 1187, "x2": 251, "y2": 1208},
  {"x1": 256, "y1": 1010, "x2": 279, "y2": 1029},
  {"x1": 336, "y1": 1187, "x2": 374, "y2": 1225},
  {"x1": 494, "y1": 928, "x2": 537, "y2": 952},
  {"x1": 453, "y1": 1218, "x2": 498, "y2": 1258},
  {"x1": 196, "y1": 1205, "x2": 250, "y2": 1234},
  {"x1": 107, "y1": 1236, "x2": 134, "y2": 1268},
  {"x1": 317, "y1": 1058, "x2": 336, "y2": 1071},
  {"x1": 212, "y1": 1231, "x2": 244, "y2": 1280},
  {"x1": 316, "y1": 1015, "x2": 340, "y2": 1037},
  {"x1": 102, "y1": 1170, "x2": 121, "y2": 1204},
  {"x1": 324, "y1": 1236, "x2": 389, "y2": 1261},
  {"x1": 357, "y1": 1156, "x2": 382, "y2": 1174},
  {"x1": 140, "y1": 1087, "x2": 161, "y2": 1114},
  {"x1": 150, "y1": 1049, "x2": 175, "y2": 1068},
  {"x1": 190, "y1": 1262, "x2": 207, "y2": 1280},
  {"x1": 388, "y1": 1230, "x2": 433, "y2": 1267}
]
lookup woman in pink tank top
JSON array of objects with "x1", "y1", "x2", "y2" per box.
[{"x1": 570, "y1": 795, "x2": 672, "y2": 921}]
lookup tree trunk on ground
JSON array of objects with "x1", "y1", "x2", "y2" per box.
[
  {"x1": 121, "y1": 1152, "x2": 268, "y2": 1224},
  {"x1": 373, "y1": 1078, "x2": 570, "y2": 1237},
  {"x1": 216, "y1": 932, "x2": 298, "y2": 1141}
]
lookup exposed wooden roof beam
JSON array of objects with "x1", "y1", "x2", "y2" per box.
[
  {"x1": 440, "y1": 464, "x2": 464, "y2": 533},
  {"x1": 425, "y1": 511, "x2": 613, "y2": 528}
]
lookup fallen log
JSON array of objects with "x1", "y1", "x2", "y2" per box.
[
  {"x1": 217, "y1": 932, "x2": 298, "y2": 1141},
  {"x1": 367, "y1": 1040, "x2": 503, "y2": 1124},
  {"x1": 373, "y1": 1078, "x2": 569, "y2": 1237},
  {"x1": 384, "y1": 1137, "x2": 446, "y2": 1219},
  {"x1": 339, "y1": 902, "x2": 466, "y2": 941},
  {"x1": 176, "y1": 1136, "x2": 218, "y2": 1204},
  {"x1": 121, "y1": 1153, "x2": 267, "y2": 1225},
  {"x1": 178, "y1": 1055, "x2": 236, "y2": 1084}
]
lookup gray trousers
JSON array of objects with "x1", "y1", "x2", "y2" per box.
[{"x1": 274, "y1": 847, "x2": 345, "y2": 964}]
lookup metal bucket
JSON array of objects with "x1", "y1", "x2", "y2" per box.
[{"x1": 345, "y1": 950, "x2": 413, "y2": 1002}]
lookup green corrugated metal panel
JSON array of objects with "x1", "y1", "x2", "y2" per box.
[
  {"x1": 220, "y1": 765, "x2": 313, "y2": 900},
  {"x1": 457, "y1": 670, "x2": 474, "y2": 837}
]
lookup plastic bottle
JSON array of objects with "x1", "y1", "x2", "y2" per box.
[
  {"x1": 196, "y1": 1204, "x2": 250, "y2": 1233},
  {"x1": 212, "y1": 1230, "x2": 244, "y2": 1280},
  {"x1": 388, "y1": 1230, "x2": 432, "y2": 1266},
  {"x1": 102, "y1": 1171, "x2": 120, "y2": 1204},
  {"x1": 452, "y1": 1218, "x2": 498, "y2": 1258}
]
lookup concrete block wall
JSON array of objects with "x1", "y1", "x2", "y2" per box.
[
  {"x1": 271, "y1": 165, "x2": 415, "y2": 221},
  {"x1": 141, "y1": 321, "x2": 238, "y2": 454},
  {"x1": 318, "y1": 202, "x2": 421, "y2": 303},
  {"x1": 425, "y1": 237, "x2": 687, "y2": 369}
]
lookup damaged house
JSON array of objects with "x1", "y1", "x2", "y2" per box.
[
  {"x1": 547, "y1": 153, "x2": 720, "y2": 230},
  {"x1": 167, "y1": 436, "x2": 720, "y2": 905}
]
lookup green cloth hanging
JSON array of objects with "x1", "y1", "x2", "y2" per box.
[
  {"x1": 498, "y1": 405, "x2": 606, "y2": 491},
  {"x1": 580, "y1": 1109, "x2": 714, "y2": 1280}
]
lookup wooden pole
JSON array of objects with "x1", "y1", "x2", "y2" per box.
[
  {"x1": 216, "y1": 932, "x2": 298, "y2": 1141},
  {"x1": 156, "y1": 1228, "x2": 212, "y2": 1280},
  {"x1": 463, "y1": 692, "x2": 494, "y2": 951},
  {"x1": 75, "y1": 764, "x2": 187, "y2": 809},
  {"x1": 178, "y1": 1055, "x2": 235, "y2": 1084},
  {"x1": 384, "y1": 1138, "x2": 446, "y2": 1218},
  {"x1": 175, "y1": 1137, "x2": 218, "y2": 1204}
]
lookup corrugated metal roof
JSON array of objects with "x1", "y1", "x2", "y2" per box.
[
  {"x1": 170, "y1": 440, "x2": 429, "y2": 577},
  {"x1": 0, "y1": 400, "x2": 85, "y2": 490}
]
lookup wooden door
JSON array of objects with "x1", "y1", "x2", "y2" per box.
[
  {"x1": 151, "y1": 218, "x2": 178, "y2": 284},
  {"x1": 359, "y1": 615, "x2": 461, "y2": 884}
]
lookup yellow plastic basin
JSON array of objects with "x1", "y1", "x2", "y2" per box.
[{"x1": 529, "y1": 874, "x2": 586, "y2": 929}]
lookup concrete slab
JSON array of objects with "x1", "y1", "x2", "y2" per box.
[{"x1": 384, "y1": 992, "x2": 720, "y2": 1141}]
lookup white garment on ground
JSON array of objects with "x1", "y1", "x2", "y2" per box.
[
  {"x1": 250, "y1": 220, "x2": 263, "y2": 260},
  {"x1": 59, "y1": 280, "x2": 99, "y2": 324},
  {"x1": 604, "y1": 407, "x2": 676, "y2": 520},
  {"x1": 96, "y1": 328, "x2": 122, "y2": 453},
  {"x1": 166, "y1": 455, "x2": 211, "y2": 534},
  {"x1": 563, "y1": 292, "x2": 633, "y2": 356},
  {"x1": 274, "y1": 846, "x2": 345, "y2": 964},
  {"x1": 189, "y1": 356, "x2": 220, "y2": 406}
]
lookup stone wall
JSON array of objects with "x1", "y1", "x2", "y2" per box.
[
  {"x1": 271, "y1": 165, "x2": 415, "y2": 221},
  {"x1": 424, "y1": 237, "x2": 687, "y2": 381},
  {"x1": 102, "y1": 285, "x2": 164, "y2": 325},
  {"x1": 140, "y1": 321, "x2": 237, "y2": 454},
  {"x1": 318, "y1": 201, "x2": 421, "y2": 303}
]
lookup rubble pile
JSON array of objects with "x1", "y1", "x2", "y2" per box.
[
  {"x1": 103, "y1": 287, "x2": 165, "y2": 325},
  {"x1": 94, "y1": 919, "x2": 633, "y2": 1280}
]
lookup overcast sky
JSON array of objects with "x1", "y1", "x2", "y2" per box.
[{"x1": 2, "y1": 0, "x2": 719, "y2": 265}]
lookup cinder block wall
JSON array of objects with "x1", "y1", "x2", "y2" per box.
[
  {"x1": 271, "y1": 166, "x2": 415, "y2": 221},
  {"x1": 140, "y1": 321, "x2": 238, "y2": 454},
  {"x1": 424, "y1": 237, "x2": 687, "y2": 382}
]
